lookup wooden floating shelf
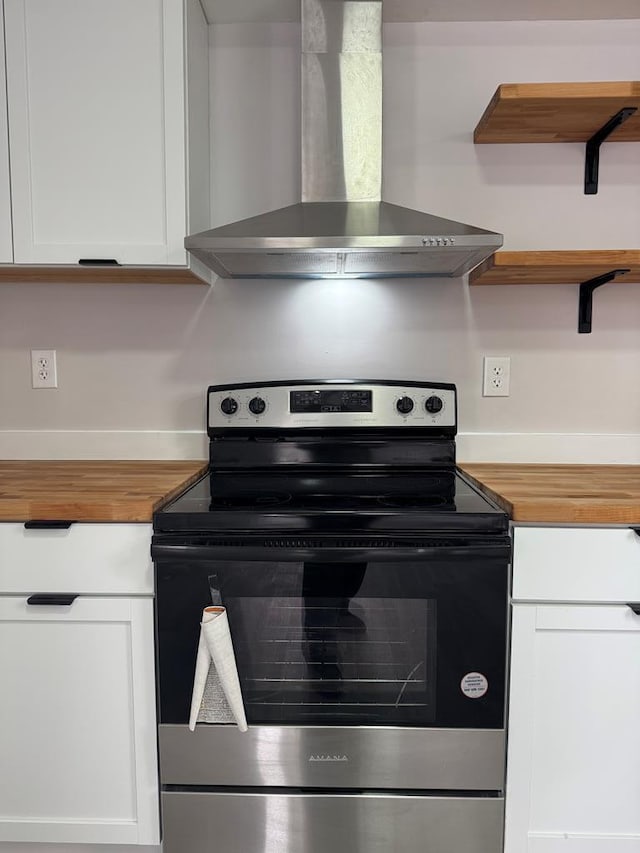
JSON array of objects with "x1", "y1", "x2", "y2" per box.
[
  {"x1": 469, "y1": 249, "x2": 640, "y2": 334},
  {"x1": 469, "y1": 251, "x2": 640, "y2": 286},
  {"x1": 0, "y1": 265, "x2": 209, "y2": 285},
  {"x1": 470, "y1": 251, "x2": 640, "y2": 332},
  {"x1": 474, "y1": 81, "x2": 640, "y2": 144}
]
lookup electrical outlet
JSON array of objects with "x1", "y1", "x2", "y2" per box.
[
  {"x1": 483, "y1": 356, "x2": 510, "y2": 397},
  {"x1": 31, "y1": 350, "x2": 58, "y2": 389}
]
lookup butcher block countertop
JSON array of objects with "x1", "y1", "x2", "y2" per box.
[
  {"x1": 459, "y1": 464, "x2": 640, "y2": 524},
  {"x1": 0, "y1": 461, "x2": 207, "y2": 522},
  {"x1": 2, "y1": 461, "x2": 638, "y2": 525}
]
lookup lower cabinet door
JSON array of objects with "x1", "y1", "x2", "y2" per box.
[
  {"x1": 505, "y1": 604, "x2": 640, "y2": 852},
  {"x1": 0, "y1": 595, "x2": 159, "y2": 845}
]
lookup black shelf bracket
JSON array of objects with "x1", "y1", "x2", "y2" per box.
[
  {"x1": 584, "y1": 107, "x2": 637, "y2": 195},
  {"x1": 578, "y1": 268, "x2": 630, "y2": 333}
]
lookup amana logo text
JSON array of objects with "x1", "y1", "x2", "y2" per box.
[{"x1": 308, "y1": 754, "x2": 349, "y2": 762}]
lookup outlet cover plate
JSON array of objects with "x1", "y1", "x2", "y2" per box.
[
  {"x1": 483, "y1": 356, "x2": 510, "y2": 397},
  {"x1": 31, "y1": 349, "x2": 58, "y2": 389}
]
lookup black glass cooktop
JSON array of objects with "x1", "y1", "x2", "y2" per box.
[{"x1": 153, "y1": 469, "x2": 507, "y2": 534}]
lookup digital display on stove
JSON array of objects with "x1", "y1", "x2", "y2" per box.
[{"x1": 290, "y1": 389, "x2": 373, "y2": 413}]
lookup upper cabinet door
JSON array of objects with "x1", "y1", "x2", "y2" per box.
[
  {"x1": 0, "y1": 0, "x2": 13, "y2": 262},
  {"x1": 4, "y1": 0, "x2": 189, "y2": 266}
]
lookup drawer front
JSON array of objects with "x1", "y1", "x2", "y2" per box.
[
  {"x1": 0, "y1": 523, "x2": 152, "y2": 594},
  {"x1": 162, "y1": 791, "x2": 504, "y2": 853},
  {"x1": 513, "y1": 527, "x2": 640, "y2": 603}
]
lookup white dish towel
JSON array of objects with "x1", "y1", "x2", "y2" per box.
[{"x1": 188, "y1": 606, "x2": 248, "y2": 732}]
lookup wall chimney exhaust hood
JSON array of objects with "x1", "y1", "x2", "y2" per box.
[{"x1": 186, "y1": 0, "x2": 503, "y2": 279}]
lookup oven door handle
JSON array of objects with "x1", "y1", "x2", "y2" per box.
[{"x1": 151, "y1": 541, "x2": 511, "y2": 563}]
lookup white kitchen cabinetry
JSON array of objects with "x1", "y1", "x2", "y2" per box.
[
  {"x1": 3, "y1": 0, "x2": 209, "y2": 272},
  {"x1": 0, "y1": 522, "x2": 155, "y2": 594},
  {"x1": 0, "y1": 523, "x2": 159, "y2": 846},
  {"x1": 505, "y1": 526, "x2": 640, "y2": 853},
  {"x1": 0, "y1": 0, "x2": 13, "y2": 263}
]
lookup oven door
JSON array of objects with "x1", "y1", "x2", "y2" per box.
[{"x1": 153, "y1": 535, "x2": 509, "y2": 791}]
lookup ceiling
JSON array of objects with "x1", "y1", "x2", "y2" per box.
[{"x1": 202, "y1": 0, "x2": 640, "y2": 24}]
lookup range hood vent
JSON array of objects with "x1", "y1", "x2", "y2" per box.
[{"x1": 186, "y1": 1, "x2": 503, "y2": 279}]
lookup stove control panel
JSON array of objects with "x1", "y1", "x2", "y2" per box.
[{"x1": 208, "y1": 381, "x2": 456, "y2": 430}]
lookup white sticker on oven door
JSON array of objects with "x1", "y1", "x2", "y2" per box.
[{"x1": 460, "y1": 672, "x2": 488, "y2": 699}]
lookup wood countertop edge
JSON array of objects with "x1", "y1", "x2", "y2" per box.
[
  {"x1": 459, "y1": 463, "x2": 640, "y2": 525},
  {"x1": 0, "y1": 505, "x2": 160, "y2": 523},
  {"x1": 0, "y1": 462, "x2": 208, "y2": 523}
]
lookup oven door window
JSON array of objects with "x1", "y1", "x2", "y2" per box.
[
  {"x1": 228, "y1": 587, "x2": 435, "y2": 725},
  {"x1": 156, "y1": 549, "x2": 507, "y2": 728}
]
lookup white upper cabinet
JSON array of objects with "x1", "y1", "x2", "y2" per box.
[
  {"x1": 0, "y1": 1, "x2": 13, "y2": 262},
  {"x1": 4, "y1": 0, "x2": 210, "y2": 269}
]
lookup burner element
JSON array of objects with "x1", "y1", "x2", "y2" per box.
[
  {"x1": 209, "y1": 488, "x2": 452, "y2": 512},
  {"x1": 377, "y1": 494, "x2": 449, "y2": 509},
  {"x1": 212, "y1": 492, "x2": 292, "y2": 509}
]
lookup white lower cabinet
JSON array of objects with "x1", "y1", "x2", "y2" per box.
[
  {"x1": 0, "y1": 524, "x2": 159, "y2": 846},
  {"x1": 506, "y1": 527, "x2": 640, "y2": 853}
]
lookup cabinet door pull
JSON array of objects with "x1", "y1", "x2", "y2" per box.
[
  {"x1": 628, "y1": 603, "x2": 640, "y2": 615},
  {"x1": 631, "y1": 526, "x2": 640, "y2": 538},
  {"x1": 27, "y1": 594, "x2": 78, "y2": 606},
  {"x1": 78, "y1": 258, "x2": 120, "y2": 266},
  {"x1": 24, "y1": 520, "x2": 74, "y2": 529}
]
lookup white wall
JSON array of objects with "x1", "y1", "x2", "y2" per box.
[{"x1": 1, "y1": 19, "x2": 639, "y2": 462}]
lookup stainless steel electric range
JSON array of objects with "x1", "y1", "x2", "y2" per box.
[{"x1": 152, "y1": 380, "x2": 510, "y2": 853}]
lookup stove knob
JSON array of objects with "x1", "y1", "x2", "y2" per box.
[
  {"x1": 220, "y1": 397, "x2": 238, "y2": 416},
  {"x1": 396, "y1": 396, "x2": 414, "y2": 415},
  {"x1": 425, "y1": 395, "x2": 443, "y2": 414},
  {"x1": 248, "y1": 396, "x2": 266, "y2": 415}
]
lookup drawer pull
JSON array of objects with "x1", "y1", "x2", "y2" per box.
[
  {"x1": 24, "y1": 520, "x2": 74, "y2": 530},
  {"x1": 628, "y1": 603, "x2": 640, "y2": 616},
  {"x1": 27, "y1": 594, "x2": 78, "y2": 606},
  {"x1": 78, "y1": 258, "x2": 120, "y2": 266},
  {"x1": 631, "y1": 526, "x2": 640, "y2": 538}
]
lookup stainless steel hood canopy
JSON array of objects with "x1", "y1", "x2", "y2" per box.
[
  {"x1": 186, "y1": 0, "x2": 503, "y2": 279},
  {"x1": 187, "y1": 200, "x2": 503, "y2": 279}
]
